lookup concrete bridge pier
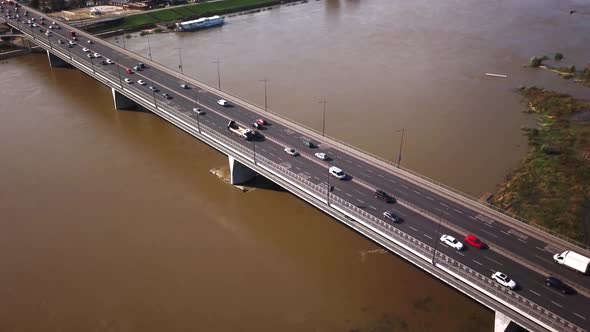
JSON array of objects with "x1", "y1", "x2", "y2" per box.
[
  {"x1": 111, "y1": 88, "x2": 138, "y2": 110},
  {"x1": 495, "y1": 312, "x2": 525, "y2": 332},
  {"x1": 228, "y1": 156, "x2": 256, "y2": 185},
  {"x1": 46, "y1": 50, "x2": 69, "y2": 68}
]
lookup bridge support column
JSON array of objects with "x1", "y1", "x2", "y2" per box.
[
  {"x1": 494, "y1": 311, "x2": 524, "y2": 332},
  {"x1": 111, "y1": 88, "x2": 138, "y2": 110},
  {"x1": 228, "y1": 156, "x2": 256, "y2": 185},
  {"x1": 46, "y1": 50, "x2": 68, "y2": 68}
]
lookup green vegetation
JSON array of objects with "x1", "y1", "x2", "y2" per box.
[
  {"x1": 492, "y1": 87, "x2": 590, "y2": 242},
  {"x1": 528, "y1": 55, "x2": 548, "y2": 67},
  {"x1": 554, "y1": 52, "x2": 563, "y2": 61},
  {"x1": 528, "y1": 53, "x2": 590, "y2": 86},
  {"x1": 91, "y1": 0, "x2": 283, "y2": 33}
]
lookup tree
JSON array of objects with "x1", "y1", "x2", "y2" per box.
[
  {"x1": 554, "y1": 53, "x2": 563, "y2": 61},
  {"x1": 29, "y1": 0, "x2": 40, "y2": 9}
]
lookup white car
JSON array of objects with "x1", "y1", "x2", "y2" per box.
[
  {"x1": 45, "y1": 31, "x2": 51, "y2": 36},
  {"x1": 315, "y1": 152, "x2": 328, "y2": 160},
  {"x1": 192, "y1": 107, "x2": 204, "y2": 115},
  {"x1": 86, "y1": 54, "x2": 93, "y2": 59},
  {"x1": 439, "y1": 234, "x2": 464, "y2": 250},
  {"x1": 180, "y1": 83, "x2": 189, "y2": 89},
  {"x1": 124, "y1": 78, "x2": 133, "y2": 84},
  {"x1": 82, "y1": 47, "x2": 90, "y2": 52},
  {"x1": 68, "y1": 40, "x2": 76, "y2": 45},
  {"x1": 284, "y1": 147, "x2": 299, "y2": 156},
  {"x1": 491, "y1": 272, "x2": 517, "y2": 290},
  {"x1": 137, "y1": 80, "x2": 146, "y2": 85},
  {"x1": 87, "y1": 40, "x2": 93, "y2": 44},
  {"x1": 93, "y1": 53, "x2": 101, "y2": 58},
  {"x1": 217, "y1": 99, "x2": 229, "y2": 106},
  {"x1": 105, "y1": 59, "x2": 113, "y2": 64}
]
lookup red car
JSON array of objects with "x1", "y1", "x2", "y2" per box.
[
  {"x1": 256, "y1": 118, "x2": 266, "y2": 125},
  {"x1": 126, "y1": 68, "x2": 134, "y2": 74},
  {"x1": 465, "y1": 234, "x2": 485, "y2": 249}
]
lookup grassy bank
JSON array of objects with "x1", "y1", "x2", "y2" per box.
[
  {"x1": 491, "y1": 87, "x2": 590, "y2": 242},
  {"x1": 91, "y1": 0, "x2": 283, "y2": 34},
  {"x1": 528, "y1": 54, "x2": 590, "y2": 86}
]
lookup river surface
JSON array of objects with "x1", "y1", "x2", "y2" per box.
[{"x1": 2, "y1": 0, "x2": 590, "y2": 331}]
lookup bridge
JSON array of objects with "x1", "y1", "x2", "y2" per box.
[{"x1": 3, "y1": 4, "x2": 590, "y2": 332}]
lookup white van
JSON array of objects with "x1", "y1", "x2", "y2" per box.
[{"x1": 329, "y1": 166, "x2": 346, "y2": 180}]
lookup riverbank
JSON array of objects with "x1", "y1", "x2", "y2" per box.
[
  {"x1": 491, "y1": 87, "x2": 590, "y2": 242},
  {"x1": 90, "y1": 0, "x2": 304, "y2": 35}
]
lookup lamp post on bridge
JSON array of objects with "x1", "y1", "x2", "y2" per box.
[
  {"x1": 259, "y1": 78, "x2": 268, "y2": 111},
  {"x1": 175, "y1": 47, "x2": 183, "y2": 74},
  {"x1": 193, "y1": 91, "x2": 201, "y2": 133},
  {"x1": 396, "y1": 128, "x2": 405, "y2": 168},
  {"x1": 319, "y1": 97, "x2": 327, "y2": 136},
  {"x1": 213, "y1": 57, "x2": 221, "y2": 90},
  {"x1": 146, "y1": 33, "x2": 152, "y2": 61},
  {"x1": 431, "y1": 207, "x2": 448, "y2": 265}
]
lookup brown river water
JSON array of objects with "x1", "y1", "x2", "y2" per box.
[{"x1": 2, "y1": 0, "x2": 590, "y2": 331}]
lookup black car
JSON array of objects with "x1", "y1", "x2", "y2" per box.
[
  {"x1": 375, "y1": 189, "x2": 396, "y2": 203},
  {"x1": 252, "y1": 122, "x2": 264, "y2": 130},
  {"x1": 100, "y1": 60, "x2": 107, "y2": 65},
  {"x1": 302, "y1": 140, "x2": 316, "y2": 148},
  {"x1": 162, "y1": 93, "x2": 171, "y2": 100},
  {"x1": 546, "y1": 276, "x2": 575, "y2": 294}
]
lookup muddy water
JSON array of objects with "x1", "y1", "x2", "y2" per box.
[{"x1": 3, "y1": 0, "x2": 590, "y2": 330}]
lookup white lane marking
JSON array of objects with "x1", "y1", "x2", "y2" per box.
[
  {"x1": 454, "y1": 209, "x2": 463, "y2": 214},
  {"x1": 269, "y1": 152, "x2": 276, "y2": 157},
  {"x1": 518, "y1": 238, "x2": 527, "y2": 244},
  {"x1": 469, "y1": 216, "x2": 477, "y2": 220},
  {"x1": 434, "y1": 207, "x2": 450, "y2": 215},
  {"x1": 535, "y1": 247, "x2": 546, "y2": 252},
  {"x1": 574, "y1": 313, "x2": 587, "y2": 320},
  {"x1": 368, "y1": 206, "x2": 377, "y2": 210},
  {"x1": 335, "y1": 187, "x2": 342, "y2": 192},
  {"x1": 483, "y1": 256, "x2": 503, "y2": 265},
  {"x1": 357, "y1": 199, "x2": 365, "y2": 204},
  {"x1": 313, "y1": 176, "x2": 320, "y2": 181},
  {"x1": 356, "y1": 164, "x2": 363, "y2": 168},
  {"x1": 425, "y1": 196, "x2": 434, "y2": 201},
  {"x1": 500, "y1": 230, "x2": 510, "y2": 236},
  {"x1": 439, "y1": 202, "x2": 449, "y2": 208},
  {"x1": 389, "y1": 179, "x2": 397, "y2": 183},
  {"x1": 423, "y1": 234, "x2": 433, "y2": 240},
  {"x1": 484, "y1": 223, "x2": 494, "y2": 228},
  {"x1": 377, "y1": 174, "x2": 384, "y2": 178},
  {"x1": 472, "y1": 260, "x2": 483, "y2": 266},
  {"x1": 366, "y1": 169, "x2": 373, "y2": 173},
  {"x1": 456, "y1": 251, "x2": 465, "y2": 257},
  {"x1": 353, "y1": 189, "x2": 365, "y2": 195},
  {"x1": 401, "y1": 184, "x2": 409, "y2": 189},
  {"x1": 480, "y1": 229, "x2": 498, "y2": 238},
  {"x1": 345, "y1": 159, "x2": 353, "y2": 163},
  {"x1": 534, "y1": 254, "x2": 554, "y2": 264},
  {"x1": 551, "y1": 301, "x2": 563, "y2": 308},
  {"x1": 345, "y1": 193, "x2": 352, "y2": 197},
  {"x1": 409, "y1": 226, "x2": 419, "y2": 232},
  {"x1": 528, "y1": 290, "x2": 541, "y2": 296},
  {"x1": 413, "y1": 190, "x2": 421, "y2": 195}
]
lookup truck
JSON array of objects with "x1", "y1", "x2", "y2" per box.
[
  {"x1": 70, "y1": 31, "x2": 76, "y2": 37},
  {"x1": 553, "y1": 250, "x2": 590, "y2": 274},
  {"x1": 227, "y1": 120, "x2": 254, "y2": 140}
]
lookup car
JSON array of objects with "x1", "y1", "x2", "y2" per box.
[
  {"x1": 93, "y1": 53, "x2": 101, "y2": 58},
  {"x1": 329, "y1": 166, "x2": 347, "y2": 180},
  {"x1": 82, "y1": 47, "x2": 90, "y2": 52},
  {"x1": 180, "y1": 83, "x2": 189, "y2": 89},
  {"x1": 38, "y1": 28, "x2": 44, "y2": 33},
  {"x1": 255, "y1": 118, "x2": 266, "y2": 125},
  {"x1": 217, "y1": 99, "x2": 229, "y2": 106},
  {"x1": 491, "y1": 272, "x2": 517, "y2": 290},
  {"x1": 87, "y1": 40, "x2": 93, "y2": 44},
  {"x1": 51, "y1": 21, "x2": 56, "y2": 25},
  {"x1": 48, "y1": 25, "x2": 53, "y2": 29},
  {"x1": 137, "y1": 80, "x2": 146, "y2": 85},
  {"x1": 124, "y1": 78, "x2": 133, "y2": 83},
  {"x1": 545, "y1": 276, "x2": 575, "y2": 294},
  {"x1": 374, "y1": 189, "x2": 396, "y2": 203},
  {"x1": 45, "y1": 31, "x2": 52, "y2": 36},
  {"x1": 57, "y1": 39, "x2": 63, "y2": 44},
  {"x1": 40, "y1": 21, "x2": 44, "y2": 25},
  {"x1": 284, "y1": 147, "x2": 299, "y2": 156},
  {"x1": 137, "y1": 62, "x2": 145, "y2": 69},
  {"x1": 32, "y1": 23, "x2": 37, "y2": 27},
  {"x1": 86, "y1": 54, "x2": 93, "y2": 59},
  {"x1": 313, "y1": 152, "x2": 328, "y2": 160},
  {"x1": 252, "y1": 122, "x2": 264, "y2": 129},
  {"x1": 68, "y1": 40, "x2": 76, "y2": 45},
  {"x1": 302, "y1": 139, "x2": 316, "y2": 148},
  {"x1": 192, "y1": 107, "x2": 204, "y2": 115},
  {"x1": 40, "y1": 16, "x2": 44, "y2": 20},
  {"x1": 126, "y1": 68, "x2": 133, "y2": 74},
  {"x1": 162, "y1": 93, "x2": 171, "y2": 99},
  {"x1": 133, "y1": 65, "x2": 141, "y2": 71},
  {"x1": 383, "y1": 211, "x2": 402, "y2": 223},
  {"x1": 67, "y1": 44, "x2": 73, "y2": 48},
  {"x1": 105, "y1": 59, "x2": 113, "y2": 64},
  {"x1": 149, "y1": 86, "x2": 159, "y2": 92},
  {"x1": 440, "y1": 234, "x2": 464, "y2": 250},
  {"x1": 71, "y1": 37, "x2": 78, "y2": 41},
  {"x1": 100, "y1": 60, "x2": 107, "y2": 65},
  {"x1": 55, "y1": 25, "x2": 60, "y2": 29},
  {"x1": 465, "y1": 234, "x2": 485, "y2": 249}
]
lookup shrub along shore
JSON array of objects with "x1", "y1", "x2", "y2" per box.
[
  {"x1": 91, "y1": 0, "x2": 302, "y2": 34},
  {"x1": 491, "y1": 87, "x2": 590, "y2": 243}
]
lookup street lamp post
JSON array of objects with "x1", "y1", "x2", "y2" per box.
[
  {"x1": 397, "y1": 128, "x2": 405, "y2": 168},
  {"x1": 213, "y1": 57, "x2": 221, "y2": 90},
  {"x1": 431, "y1": 207, "x2": 447, "y2": 265},
  {"x1": 193, "y1": 91, "x2": 201, "y2": 132},
  {"x1": 175, "y1": 47, "x2": 183, "y2": 74},
  {"x1": 252, "y1": 140, "x2": 256, "y2": 164},
  {"x1": 319, "y1": 97, "x2": 327, "y2": 136},
  {"x1": 326, "y1": 165, "x2": 332, "y2": 205},
  {"x1": 259, "y1": 78, "x2": 268, "y2": 111},
  {"x1": 89, "y1": 55, "x2": 95, "y2": 73},
  {"x1": 146, "y1": 33, "x2": 152, "y2": 61}
]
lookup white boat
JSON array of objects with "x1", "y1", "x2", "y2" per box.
[{"x1": 175, "y1": 15, "x2": 224, "y2": 31}]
